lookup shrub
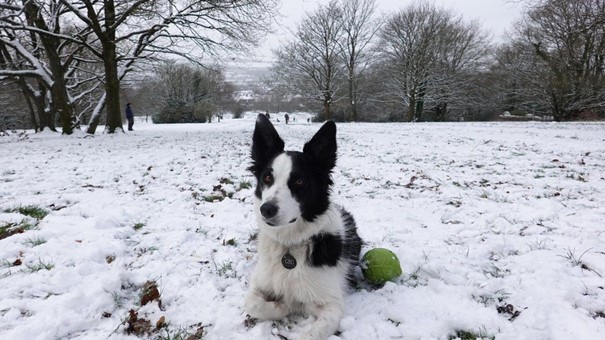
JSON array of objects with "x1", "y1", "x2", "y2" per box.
[{"x1": 152, "y1": 98, "x2": 214, "y2": 124}]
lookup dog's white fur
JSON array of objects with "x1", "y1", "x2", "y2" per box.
[{"x1": 245, "y1": 155, "x2": 351, "y2": 340}]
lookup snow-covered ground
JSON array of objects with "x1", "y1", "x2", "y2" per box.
[{"x1": 1, "y1": 115, "x2": 604, "y2": 340}]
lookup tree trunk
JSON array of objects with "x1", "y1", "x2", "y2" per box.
[
  {"x1": 86, "y1": 93, "x2": 106, "y2": 134},
  {"x1": 17, "y1": 78, "x2": 39, "y2": 132},
  {"x1": 348, "y1": 67, "x2": 357, "y2": 121},
  {"x1": 23, "y1": 0, "x2": 75, "y2": 134},
  {"x1": 415, "y1": 99, "x2": 424, "y2": 121},
  {"x1": 323, "y1": 91, "x2": 332, "y2": 121},
  {"x1": 415, "y1": 83, "x2": 426, "y2": 121},
  {"x1": 550, "y1": 93, "x2": 563, "y2": 122},
  {"x1": 323, "y1": 98, "x2": 332, "y2": 121},
  {"x1": 102, "y1": 0, "x2": 123, "y2": 134},
  {"x1": 102, "y1": 50, "x2": 123, "y2": 133},
  {"x1": 49, "y1": 71, "x2": 75, "y2": 134},
  {"x1": 407, "y1": 101, "x2": 415, "y2": 122},
  {"x1": 406, "y1": 88, "x2": 416, "y2": 122},
  {"x1": 435, "y1": 102, "x2": 447, "y2": 121}
]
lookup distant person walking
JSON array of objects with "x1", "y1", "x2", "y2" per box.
[
  {"x1": 125, "y1": 103, "x2": 134, "y2": 131},
  {"x1": 285, "y1": 113, "x2": 290, "y2": 124}
]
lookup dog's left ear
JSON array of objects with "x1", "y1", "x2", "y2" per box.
[
  {"x1": 250, "y1": 114, "x2": 285, "y2": 176},
  {"x1": 303, "y1": 121, "x2": 337, "y2": 171}
]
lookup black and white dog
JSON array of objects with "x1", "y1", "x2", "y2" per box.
[{"x1": 245, "y1": 114, "x2": 362, "y2": 340}]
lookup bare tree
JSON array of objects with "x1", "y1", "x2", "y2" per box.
[
  {"x1": 272, "y1": 0, "x2": 344, "y2": 120},
  {"x1": 0, "y1": 0, "x2": 85, "y2": 134},
  {"x1": 338, "y1": 0, "x2": 380, "y2": 121},
  {"x1": 516, "y1": 0, "x2": 605, "y2": 120},
  {"x1": 0, "y1": 33, "x2": 45, "y2": 132},
  {"x1": 489, "y1": 41, "x2": 552, "y2": 118},
  {"x1": 377, "y1": 2, "x2": 489, "y2": 121}
]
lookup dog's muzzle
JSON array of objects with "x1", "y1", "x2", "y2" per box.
[{"x1": 260, "y1": 201, "x2": 297, "y2": 226}]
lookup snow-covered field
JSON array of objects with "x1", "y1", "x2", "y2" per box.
[{"x1": 1, "y1": 116, "x2": 604, "y2": 340}]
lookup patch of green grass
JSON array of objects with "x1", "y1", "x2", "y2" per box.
[
  {"x1": 449, "y1": 327, "x2": 494, "y2": 340},
  {"x1": 238, "y1": 181, "x2": 252, "y2": 191},
  {"x1": 22, "y1": 236, "x2": 46, "y2": 247},
  {"x1": 157, "y1": 325, "x2": 205, "y2": 340},
  {"x1": 223, "y1": 238, "x2": 238, "y2": 246},
  {"x1": 560, "y1": 247, "x2": 594, "y2": 270},
  {"x1": 4, "y1": 205, "x2": 49, "y2": 220},
  {"x1": 214, "y1": 260, "x2": 237, "y2": 278},
  {"x1": 527, "y1": 239, "x2": 549, "y2": 251},
  {"x1": 136, "y1": 246, "x2": 159, "y2": 256},
  {"x1": 156, "y1": 328, "x2": 187, "y2": 340},
  {"x1": 133, "y1": 222, "x2": 146, "y2": 231},
  {"x1": 473, "y1": 289, "x2": 510, "y2": 307},
  {"x1": 482, "y1": 263, "x2": 509, "y2": 278},
  {"x1": 203, "y1": 195, "x2": 224, "y2": 203},
  {"x1": 19, "y1": 205, "x2": 49, "y2": 220},
  {"x1": 248, "y1": 230, "x2": 258, "y2": 242},
  {"x1": 561, "y1": 247, "x2": 589, "y2": 266},
  {"x1": 106, "y1": 289, "x2": 125, "y2": 309},
  {"x1": 24, "y1": 259, "x2": 54, "y2": 272}
]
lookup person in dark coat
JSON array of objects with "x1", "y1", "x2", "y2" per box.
[{"x1": 125, "y1": 103, "x2": 134, "y2": 131}]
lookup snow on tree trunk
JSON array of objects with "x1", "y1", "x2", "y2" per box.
[{"x1": 86, "y1": 93, "x2": 106, "y2": 135}]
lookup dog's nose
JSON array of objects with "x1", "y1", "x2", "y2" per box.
[{"x1": 260, "y1": 202, "x2": 278, "y2": 219}]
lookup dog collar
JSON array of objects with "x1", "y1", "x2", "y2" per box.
[
  {"x1": 279, "y1": 239, "x2": 311, "y2": 270},
  {"x1": 282, "y1": 252, "x2": 297, "y2": 269}
]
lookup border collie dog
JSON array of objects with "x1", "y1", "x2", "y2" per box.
[{"x1": 245, "y1": 114, "x2": 362, "y2": 340}]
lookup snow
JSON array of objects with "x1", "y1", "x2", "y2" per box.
[{"x1": 1, "y1": 116, "x2": 604, "y2": 339}]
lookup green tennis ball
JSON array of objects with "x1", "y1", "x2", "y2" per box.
[{"x1": 361, "y1": 248, "x2": 402, "y2": 284}]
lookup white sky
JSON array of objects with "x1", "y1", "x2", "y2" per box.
[{"x1": 246, "y1": 0, "x2": 523, "y2": 64}]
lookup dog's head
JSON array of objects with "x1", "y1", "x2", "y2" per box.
[{"x1": 249, "y1": 114, "x2": 336, "y2": 228}]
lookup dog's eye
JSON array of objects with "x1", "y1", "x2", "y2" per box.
[
  {"x1": 294, "y1": 178, "x2": 305, "y2": 186},
  {"x1": 263, "y1": 174, "x2": 273, "y2": 184}
]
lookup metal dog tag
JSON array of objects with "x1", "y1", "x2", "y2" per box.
[{"x1": 281, "y1": 253, "x2": 297, "y2": 269}]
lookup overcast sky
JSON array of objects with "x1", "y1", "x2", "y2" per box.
[{"x1": 245, "y1": 0, "x2": 523, "y2": 64}]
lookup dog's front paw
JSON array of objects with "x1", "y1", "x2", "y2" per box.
[{"x1": 245, "y1": 291, "x2": 288, "y2": 320}]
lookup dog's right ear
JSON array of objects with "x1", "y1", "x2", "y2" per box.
[{"x1": 250, "y1": 114, "x2": 284, "y2": 176}]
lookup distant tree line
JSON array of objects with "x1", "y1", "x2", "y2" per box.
[
  {"x1": 271, "y1": 0, "x2": 605, "y2": 122},
  {"x1": 1, "y1": 0, "x2": 603, "y2": 132},
  {"x1": 0, "y1": 0, "x2": 277, "y2": 134}
]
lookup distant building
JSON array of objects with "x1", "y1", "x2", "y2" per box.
[{"x1": 233, "y1": 90, "x2": 257, "y2": 102}]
